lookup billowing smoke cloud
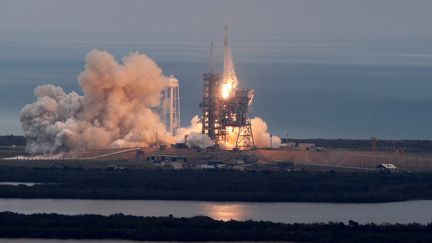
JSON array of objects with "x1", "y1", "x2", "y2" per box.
[
  {"x1": 21, "y1": 50, "x2": 174, "y2": 154},
  {"x1": 174, "y1": 116, "x2": 214, "y2": 148},
  {"x1": 175, "y1": 115, "x2": 279, "y2": 149},
  {"x1": 219, "y1": 116, "x2": 281, "y2": 149},
  {"x1": 251, "y1": 117, "x2": 281, "y2": 148}
]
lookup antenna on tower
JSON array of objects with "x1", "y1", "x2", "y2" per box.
[{"x1": 209, "y1": 41, "x2": 214, "y2": 73}]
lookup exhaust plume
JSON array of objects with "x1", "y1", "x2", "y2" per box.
[
  {"x1": 251, "y1": 117, "x2": 281, "y2": 148},
  {"x1": 222, "y1": 25, "x2": 238, "y2": 99},
  {"x1": 21, "y1": 50, "x2": 174, "y2": 154},
  {"x1": 175, "y1": 116, "x2": 215, "y2": 148},
  {"x1": 219, "y1": 116, "x2": 281, "y2": 149}
]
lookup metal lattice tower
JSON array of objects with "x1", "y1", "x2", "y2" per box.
[
  {"x1": 200, "y1": 72, "x2": 224, "y2": 142},
  {"x1": 235, "y1": 118, "x2": 254, "y2": 148},
  {"x1": 200, "y1": 41, "x2": 225, "y2": 143},
  {"x1": 221, "y1": 89, "x2": 255, "y2": 148},
  {"x1": 162, "y1": 75, "x2": 181, "y2": 135}
]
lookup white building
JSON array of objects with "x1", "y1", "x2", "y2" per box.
[{"x1": 376, "y1": 163, "x2": 399, "y2": 173}]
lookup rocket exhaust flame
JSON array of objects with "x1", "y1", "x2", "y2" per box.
[
  {"x1": 222, "y1": 81, "x2": 233, "y2": 99},
  {"x1": 222, "y1": 25, "x2": 238, "y2": 100}
]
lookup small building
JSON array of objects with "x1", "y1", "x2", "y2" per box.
[
  {"x1": 105, "y1": 165, "x2": 127, "y2": 171},
  {"x1": 147, "y1": 155, "x2": 187, "y2": 163},
  {"x1": 270, "y1": 161, "x2": 294, "y2": 172},
  {"x1": 161, "y1": 161, "x2": 185, "y2": 170},
  {"x1": 200, "y1": 164, "x2": 216, "y2": 169},
  {"x1": 232, "y1": 164, "x2": 246, "y2": 171},
  {"x1": 298, "y1": 143, "x2": 315, "y2": 150},
  {"x1": 376, "y1": 163, "x2": 399, "y2": 173},
  {"x1": 200, "y1": 161, "x2": 226, "y2": 170},
  {"x1": 280, "y1": 139, "x2": 296, "y2": 148},
  {"x1": 174, "y1": 143, "x2": 188, "y2": 148}
]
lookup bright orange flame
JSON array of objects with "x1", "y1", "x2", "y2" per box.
[
  {"x1": 227, "y1": 126, "x2": 233, "y2": 134},
  {"x1": 220, "y1": 75, "x2": 239, "y2": 148},
  {"x1": 222, "y1": 81, "x2": 233, "y2": 99},
  {"x1": 217, "y1": 126, "x2": 245, "y2": 149}
]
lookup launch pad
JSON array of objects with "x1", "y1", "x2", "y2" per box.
[{"x1": 200, "y1": 26, "x2": 255, "y2": 149}]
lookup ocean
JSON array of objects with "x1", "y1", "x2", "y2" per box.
[{"x1": 1, "y1": 31, "x2": 432, "y2": 139}]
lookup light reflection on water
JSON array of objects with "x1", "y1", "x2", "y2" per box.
[
  {"x1": 0, "y1": 182, "x2": 39, "y2": 186},
  {"x1": 201, "y1": 203, "x2": 247, "y2": 221}
]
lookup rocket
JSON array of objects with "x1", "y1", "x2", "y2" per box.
[{"x1": 223, "y1": 25, "x2": 238, "y2": 90}]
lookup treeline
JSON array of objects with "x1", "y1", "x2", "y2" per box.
[
  {"x1": 1, "y1": 167, "x2": 432, "y2": 202},
  {"x1": 0, "y1": 212, "x2": 431, "y2": 242},
  {"x1": 289, "y1": 138, "x2": 432, "y2": 152},
  {"x1": 4, "y1": 134, "x2": 432, "y2": 152},
  {"x1": 0, "y1": 135, "x2": 25, "y2": 146}
]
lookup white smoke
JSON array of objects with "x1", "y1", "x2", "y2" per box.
[
  {"x1": 174, "y1": 116, "x2": 214, "y2": 148},
  {"x1": 21, "y1": 50, "x2": 175, "y2": 154},
  {"x1": 251, "y1": 117, "x2": 281, "y2": 148},
  {"x1": 217, "y1": 116, "x2": 281, "y2": 149}
]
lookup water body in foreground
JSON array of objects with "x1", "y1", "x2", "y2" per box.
[
  {"x1": 1, "y1": 240, "x2": 264, "y2": 243},
  {"x1": 0, "y1": 182, "x2": 40, "y2": 186},
  {"x1": 0, "y1": 199, "x2": 430, "y2": 224},
  {"x1": 0, "y1": 240, "x2": 139, "y2": 243}
]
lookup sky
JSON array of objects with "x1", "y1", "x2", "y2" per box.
[
  {"x1": 1, "y1": 1, "x2": 432, "y2": 139},
  {"x1": 0, "y1": 0, "x2": 432, "y2": 36}
]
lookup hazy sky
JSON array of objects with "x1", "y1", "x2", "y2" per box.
[
  {"x1": 0, "y1": 0, "x2": 431, "y2": 35},
  {"x1": 1, "y1": 0, "x2": 432, "y2": 138}
]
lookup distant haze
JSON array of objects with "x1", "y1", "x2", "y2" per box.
[
  {"x1": 0, "y1": 1, "x2": 432, "y2": 139},
  {"x1": 0, "y1": 0, "x2": 432, "y2": 35}
]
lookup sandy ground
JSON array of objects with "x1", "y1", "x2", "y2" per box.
[{"x1": 1, "y1": 147, "x2": 432, "y2": 171}]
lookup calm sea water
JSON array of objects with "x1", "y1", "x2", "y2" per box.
[
  {"x1": 1, "y1": 198, "x2": 431, "y2": 224},
  {"x1": 0, "y1": 240, "x2": 140, "y2": 243},
  {"x1": 1, "y1": 240, "x2": 264, "y2": 243},
  {"x1": 1, "y1": 31, "x2": 432, "y2": 139}
]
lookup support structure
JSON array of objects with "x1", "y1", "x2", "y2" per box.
[
  {"x1": 221, "y1": 89, "x2": 254, "y2": 148},
  {"x1": 200, "y1": 72, "x2": 223, "y2": 142}
]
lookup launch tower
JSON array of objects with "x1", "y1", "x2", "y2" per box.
[{"x1": 200, "y1": 26, "x2": 254, "y2": 149}]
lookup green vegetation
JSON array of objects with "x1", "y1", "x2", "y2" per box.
[
  {"x1": 290, "y1": 138, "x2": 432, "y2": 152},
  {"x1": 1, "y1": 167, "x2": 432, "y2": 202},
  {"x1": 0, "y1": 135, "x2": 25, "y2": 146},
  {"x1": 0, "y1": 212, "x2": 430, "y2": 242}
]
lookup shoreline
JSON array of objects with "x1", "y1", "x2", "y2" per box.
[{"x1": 0, "y1": 212, "x2": 431, "y2": 242}]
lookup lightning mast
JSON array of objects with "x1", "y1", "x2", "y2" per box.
[{"x1": 200, "y1": 42, "x2": 222, "y2": 141}]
